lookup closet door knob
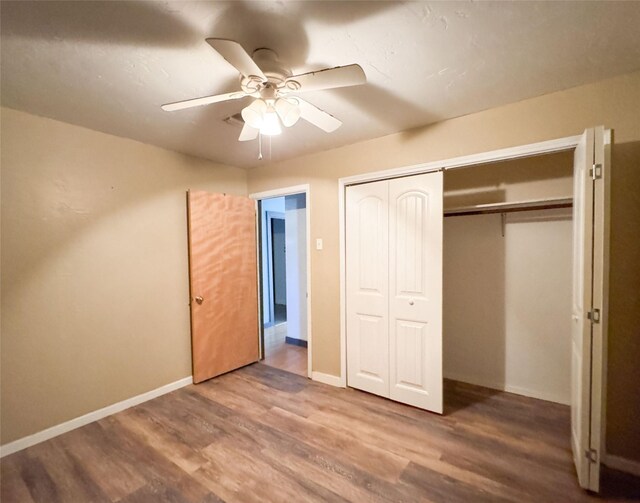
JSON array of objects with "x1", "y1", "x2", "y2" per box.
[
  {"x1": 195, "y1": 296, "x2": 204, "y2": 305},
  {"x1": 409, "y1": 300, "x2": 414, "y2": 306}
]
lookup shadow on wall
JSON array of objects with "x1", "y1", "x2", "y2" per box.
[
  {"x1": 607, "y1": 139, "x2": 640, "y2": 462},
  {"x1": 444, "y1": 151, "x2": 574, "y2": 193},
  {"x1": 334, "y1": 83, "x2": 436, "y2": 131},
  {"x1": 444, "y1": 187, "x2": 507, "y2": 209},
  {"x1": 205, "y1": 0, "x2": 404, "y2": 68},
  {"x1": 186, "y1": 1, "x2": 411, "y2": 164},
  {"x1": 1, "y1": 0, "x2": 402, "y2": 60},
  {"x1": 0, "y1": 1, "x2": 198, "y2": 47},
  {"x1": 198, "y1": 2, "x2": 423, "y2": 148}
]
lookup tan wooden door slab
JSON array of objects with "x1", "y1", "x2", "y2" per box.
[{"x1": 187, "y1": 190, "x2": 259, "y2": 383}]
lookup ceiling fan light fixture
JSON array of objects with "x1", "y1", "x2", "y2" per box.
[
  {"x1": 241, "y1": 99, "x2": 267, "y2": 129},
  {"x1": 275, "y1": 97, "x2": 301, "y2": 127},
  {"x1": 162, "y1": 38, "x2": 367, "y2": 145}
]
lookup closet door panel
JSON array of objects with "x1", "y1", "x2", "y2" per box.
[
  {"x1": 346, "y1": 180, "x2": 389, "y2": 397},
  {"x1": 570, "y1": 127, "x2": 610, "y2": 492},
  {"x1": 389, "y1": 172, "x2": 443, "y2": 413},
  {"x1": 570, "y1": 129, "x2": 592, "y2": 491}
]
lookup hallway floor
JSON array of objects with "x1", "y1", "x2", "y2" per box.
[{"x1": 262, "y1": 323, "x2": 307, "y2": 377}]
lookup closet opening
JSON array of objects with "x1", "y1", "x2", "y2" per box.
[
  {"x1": 254, "y1": 187, "x2": 311, "y2": 378},
  {"x1": 339, "y1": 128, "x2": 610, "y2": 492},
  {"x1": 442, "y1": 151, "x2": 574, "y2": 406}
]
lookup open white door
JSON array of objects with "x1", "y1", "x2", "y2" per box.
[
  {"x1": 389, "y1": 172, "x2": 443, "y2": 413},
  {"x1": 346, "y1": 179, "x2": 390, "y2": 397},
  {"x1": 571, "y1": 126, "x2": 610, "y2": 492}
]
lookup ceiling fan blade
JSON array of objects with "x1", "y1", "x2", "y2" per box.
[
  {"x1": 161, "y1": 91, "x2": 247, "y2": 112},
  {"x1": 238, "y1": 122, "x2": 259, "y2": 142},
  {"x1": 284, "y1": 64, "x2": 366, "y2": 93},
  {"x1": 296, "y1": 98, "x2": 342, "y2": 132},
  {"x1": 206, "y1": 38, "x2": 267, "y2": 81}
]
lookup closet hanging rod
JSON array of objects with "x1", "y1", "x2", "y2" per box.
[{"x1": 444, "y1": 197, "x2": 572, "y2": 217}]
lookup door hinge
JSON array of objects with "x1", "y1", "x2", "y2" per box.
[
  {"x1": 590, "y1": 163, "x2": 603, "y2": 180},
  {"x1": 585, "y1": 449, "x2": 598, "y2": 464},
  {"x1": 587, "y1": 308, "x2": 601, "y2": 323}
]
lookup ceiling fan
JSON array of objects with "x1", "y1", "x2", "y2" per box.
[{"x1": 161, "y1": 38, "x2": 366, "y2": 141}]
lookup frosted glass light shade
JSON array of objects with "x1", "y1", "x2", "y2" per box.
[
  {"x1": 275, "y1": 98, "x2": 301, "y2": 127},
  {"x1": 241, "y1": 99, "x2": 267, "y2": 128},
  {"x1": 260, "y1": 110, "x2": 282, "y2": 136}
]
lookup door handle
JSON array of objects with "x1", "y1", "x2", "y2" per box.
[
  {"x1": 195, "y1": 296, "x2": 204, "y2": 305},
  {"x1": 409, "y1": 300, "x2": 415, "y2": 306}
]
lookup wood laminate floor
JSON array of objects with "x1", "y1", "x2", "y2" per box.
[
  {"x1": 2, "y1": 363, "x2": 639, "y2": 502},
  {"x1": 262, "y1": 323, "x2": 307, "y2": 377}
]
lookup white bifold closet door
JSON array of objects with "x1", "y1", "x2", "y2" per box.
[
  {"x1": 346, "y1": 171, "x2": 443, "y2": 413},
  {"x1": 346, "y1": 179, "x2": 390, "y2": 397},
  {"x1": 571, "y1": 126, "x2": 609, "y2": 492}
]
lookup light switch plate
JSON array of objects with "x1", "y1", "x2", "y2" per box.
[{"x1": 316, "y1": 238, "x2": 323, "y2": 250}]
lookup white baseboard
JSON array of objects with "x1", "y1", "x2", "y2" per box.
[
  {"x1": 603, "y1": 453, "x2": 640, "y2": 477},
  {"x1": 444, "y1": 371, "x2": 570, "y2": 405},
  {"x1": 0, "y1": 376, "x2": 193, "y2": 458},
  {"x1": 312, "y1": 371, "x2": 345, "y2": 388},
  {"x1": 502, "y1": 383, "x2": 570, "y2": 406}
]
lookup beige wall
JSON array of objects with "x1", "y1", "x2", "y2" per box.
[
  {"x1": 0, "y1": 107, "x2": 247, "y2": 444},
  {"x1": 246, "y1": 71, "x2": 640, "y2": 460}
]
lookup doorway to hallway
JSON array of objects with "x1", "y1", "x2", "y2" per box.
[{"x1": 258, "y1": 193, "x2": 308, "y2": 377}]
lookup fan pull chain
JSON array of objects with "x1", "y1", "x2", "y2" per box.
[{"x1": 258, "y1": 132, "x2": 263, "y2": 160}]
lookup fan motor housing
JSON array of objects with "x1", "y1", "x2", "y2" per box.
[{"x1": 240, "y1": 48, "x2": 291, "y2": 93}]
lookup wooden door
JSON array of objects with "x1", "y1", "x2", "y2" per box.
[
  {"x1": 187, "y1": 190, "x2": 259, "y2": 383},
  {"x1": 346, "y1": 179, "x2": 390, "y2": 397},
  {"x1": 389, "y1": 172, "x2": 443, "y2": 413},
  {"x1": 571, "y1": 127, "x2": 609, "y2": 492}
]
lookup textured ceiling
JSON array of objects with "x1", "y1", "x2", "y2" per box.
[{"x1": 2, "y1": 1, "x2": 640, "y2": 168}]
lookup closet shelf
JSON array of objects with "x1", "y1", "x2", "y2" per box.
[{"x1": 444, "y1": 197, "x2": 573, "y2": 217}]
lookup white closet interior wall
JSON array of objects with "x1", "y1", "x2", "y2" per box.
[{"x1": 443, "y1": 152, "x2": 575, "y2": 404}]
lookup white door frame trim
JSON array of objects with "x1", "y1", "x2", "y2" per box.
[
  {"x1": 338, "y1": 134, "x2": 582, "y2": 387},
  {"x1": 250, "y1": 184, "x2": 312, "y2": 379}
]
